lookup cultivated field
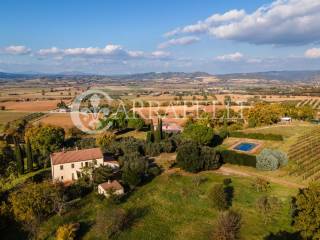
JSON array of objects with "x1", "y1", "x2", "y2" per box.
[{"x1": 0, "y1": 100, "x2": 64, "y2": 112}]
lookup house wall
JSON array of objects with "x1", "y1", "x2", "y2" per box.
[
  {"x1": 51, "y1": 158, "x2": 105, "y2": 182},
  {"x1": 97, "y1": 185, "x2": 124, "y2": 197}
]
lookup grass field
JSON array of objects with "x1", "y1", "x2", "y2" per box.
[
  {"x1": 0, "y1": 111, "x2": 29, "y2": 125},
  {"x1": 38, "y1": 170, "x2": 297, "y2": 240},
  {"x1": 242, "y1": 122, "x2": 318, "y2": 138}
]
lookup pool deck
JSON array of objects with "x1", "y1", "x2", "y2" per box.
[{"x1": 229, "y1": 138, "x2": 264, "y2": 155}]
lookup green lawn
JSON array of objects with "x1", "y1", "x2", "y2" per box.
[
  {"x1": 241, "y1": 122, "x2": 319, "y2": 138},
  {"x1": 39, "y1": 171, "x2": 297, "y2": 240},
  {"x1": 116, "y1": 130, "x2": 147, "y2": 140}
]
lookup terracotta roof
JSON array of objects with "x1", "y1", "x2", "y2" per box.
[
  {"x1": 99, "y1": 180, "x2": 123, "y2": 191},
  {"x1": 51, "y1": 148, "x2": 103, "y2": 165}
]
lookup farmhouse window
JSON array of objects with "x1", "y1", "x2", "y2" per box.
[{"x1": 60, "y1": 165, "x2": 63, "y2": 170}]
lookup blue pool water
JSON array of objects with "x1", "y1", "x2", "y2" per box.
[{"x1": 233, "y1": 142, "x2": 257, "y2": 152}]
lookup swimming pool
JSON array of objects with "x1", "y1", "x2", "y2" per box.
[{"x1": 233, "y1": 142, "x2": 257, "y2": 152}]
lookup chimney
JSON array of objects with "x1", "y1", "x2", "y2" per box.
[{"x1": 108, "y1": 179, "x2": 111, "y2": 184}]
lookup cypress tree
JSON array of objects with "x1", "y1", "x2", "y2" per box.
[
  {"x1": 26, "y1": 139, "x2": 33, "y2": 172},
  {"x1": 14, "y1": 139, "x2": 24, "y2": 174},
  {"x1": 159, "y1": 118, "x2": 163, "y2": 140},
  {"x1": 154, "y1": 118, "x2": 161, "y2": 142}
]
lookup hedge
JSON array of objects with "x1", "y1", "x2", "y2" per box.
[
  {"x1": 229, "y1": 132, "x2": 283, "y2": 141},
  {"x1": 219, "y1": 149, "x2": 257, "y2": 167}
]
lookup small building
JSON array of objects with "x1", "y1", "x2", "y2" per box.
[
  {"x1": 98, "y1": 180, "x2": 124, "y2": 197},
  {"x1": 50, "y1": 147, "x2": 119, "y2": 183},
  {"x1": 162, "y1": 123, "x2": 183, "y2": 133},
  {"x1": 280, "y1": 117, "x2": 292, "y2": 124}
]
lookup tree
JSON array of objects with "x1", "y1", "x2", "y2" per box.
[
  {"x1": 92, "y1": 165, "x2": 114, "y2": 186},
  {"x1": 25, "y1": 139, "x2": 33, "y2": 172},
  {"x1": 292, "y1": 183, "x2": 320, "y2": 239},
  {"x1": 209, "y1": 184, "x2": 228, "y2": 211},
  {"x1": 256, "y1": 196, "x2": 281, "y2": 224},
  {"x1": 176, "y1": 143, "x2": 220, "y2": 173},
  {"x1": 154, "y1": 118, "x2": 163, "y2": 142},
  {"x1": 56, "y1": 223, "x2": 80, "y2": 240},
  {"x1": 121, "y1": 153, "x2": 147, "y2": 188},
  {"x1": 25, "y1": 125, "x2": 65, "y2": 165},
  {"x1": 14, "y1": 140, "x2": 24, "y2": 174},
  {"x1": 252, "y1": 177, "x2": 270, "y2": 192},
  {"x1": 94, "y1": 207, "x2": 129, "y2": 238},
  {"x1": 256, "y1": 149, "x2": 288, "y2": 171},
  {"x1": 176, "y1": 142, "x2": 202, "y2": 173},
  {"x1": 127, "y1": 118, "x2": 145, "y2": 130},
  {"x1": 96, "y1": 131, "x2": 116, "y2": 150},
  {"x1": 213, "y1": 210, "x2": 242, "y2": 240},
  {"x1": 9, "y1": 182, "x2": 58, "y2": 235},
  {"x1": 200, "y1": 146, "x2": 221, "y2": 170},
  {"x1": 181, "y1": 123, "x2": 214, "y2": 145},
  {"x1": 0, "y1": 141, "x2": 14, "y2": 177}
]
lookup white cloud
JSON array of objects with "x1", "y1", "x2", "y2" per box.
[
  {"x1": 36, "y1": 44, "x2": 172, "y2": 62},
  {"x1": 305, "y1": 48, "x2": 320, "y2": 58},
  {"x1": 3, "y1": 45, "x2": 31, "y2": 55},
  {"x1": 216, "y1": 52, "x2": 244, "y2": 61},
  {"x1": 165, "y1": 0, "x2": 320, "y2": 45},
  {"x1": 38, "y1": 47, "x2": 62, "y2": 56},
  {"x1": 164, "y1": 9, "x2": 246, "y2": 37},
  {"x1": 151, "y1": 51, "x2": 171, "y2": 58},
  {"x1": 158, "y1": 36, "x2": 200, "y2": 49}
]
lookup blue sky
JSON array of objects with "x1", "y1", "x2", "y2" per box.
[{"x1": 1, "y1": 0, "x2": 320, "y2": 74}]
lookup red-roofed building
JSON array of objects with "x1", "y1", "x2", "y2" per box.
[
  {"x1": 50, "y1": 148, "x2": 119, "y2": 183},
  {"x1": 98, "y1": 180, "x2": 124, "y2": 197}
]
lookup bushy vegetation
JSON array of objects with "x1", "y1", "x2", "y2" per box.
[
  {"x1": 176, "y1": 142, "x2": 221, "y2": 173},
  {"x1": 181, "y1": 123, "x2": 214, "y2": 145},
  {"x1": 213, "y1": 210, "x2": 242, "y2": 240},
  {"x1": 256, "y1": 149, "x2": 288, "y2": 171},
  {"x1": 292, "y1": 183, "x2": 320, "y2": 239},
  {"x1": 229, "y1": 132, "x2": 283, "y2": 141},
  {"x1": 219, "y1": 149, "x2": 257, "y2": 167},
  {"x1": 246, "y1": 103, "x2": 315, "y2": 127}
]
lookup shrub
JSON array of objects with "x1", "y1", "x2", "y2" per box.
[
  {"x1": 176, "y1": 142, "x2": 202, "y2": 173},
  {"x1": 161, "y1": 139, "x2": 175, "y2": 153},
  {"x1": 252, "y1": 177, "x2": 270, "y2": 192},
  {"x1": 209, "y1": 184, "x2": 228, "y2": 210},
  {"x1": 192, "y1": 176, "x2": 208, "y2": 187},
  {"x1": 200, "y1": 146, "x2": 221, "y2": 170},
  {"x1": 256, "y1": 149, "x2": 288, "y2": 171},
  {"x1": 229, "y1": 132, "x2": 283, "y2": 141},
  {"x1": 56, "y1": 223, "x2": 80, "y2": 240},
  {"x1": 147, "y1": 166, "x2": 161, "y2": 177},
  {"x1": 94, "y1": 208, "x2": 130, "y2": 238},
  {"x1": 219, "y1": 150, "x2": 256, "y2": 167},
  {"x1": 256, "y1": 196, "x2": 281, "y2": 224},
  {"x1": 223, "y1": 178, "x2": 232, "y2": 186},
  {"x1": 176, "y1": 143, "x2": 221, "y2": 173},
  {"x1": 181, "y1": 124, "x2": 214, "y2": 145},
  {"x1": 213, "y1": 210, "x2": 242, "y2": 240},
  {"x1": 144, "y1": 142, "x2": 161, "y2": 157}
]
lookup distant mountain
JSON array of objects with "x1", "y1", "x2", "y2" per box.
[
  {"x1": 217, "y1": 70, "x2": 320, "y2": 82},
  {"x1": 109, "y1": 71, "x2": 212, "y2": 81},
  {"x1": 1, "y1": 70, "x2": 320, "y2": 83}
]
